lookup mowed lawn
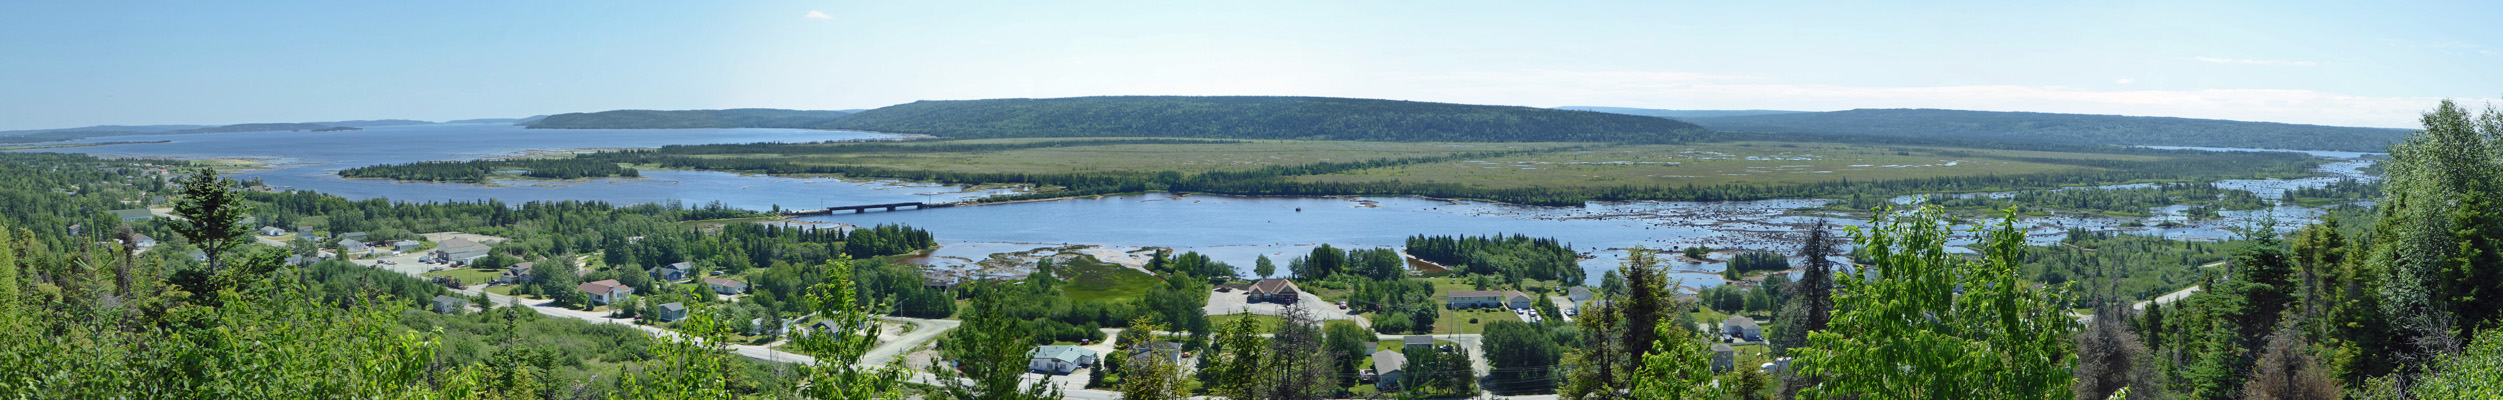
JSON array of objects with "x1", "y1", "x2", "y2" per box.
[
  {"x1": 1298, "y1": 141, "x2": 2156, "y2": 189},
  {"x1": 681, "y1": 138, "x2": 1577, "y2": 175}
]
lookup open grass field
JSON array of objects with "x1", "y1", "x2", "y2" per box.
[
  {"x1": 1057, "y1": 255, "x2": 1163, "y2": 303},
  {"x1": 678, "y1": 138, "x2": 1575, "y2": 175},
  {"x1": 1208, "y1": 314, "x2": 1289, "y2": 333},
  {"x1": 422, "y1": 267, "x2": 503, "y2": 285},
  {"x1": 1298, "y1": 141, "x2": 2155, "y2": 189}
]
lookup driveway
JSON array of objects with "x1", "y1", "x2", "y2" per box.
[{"x1": 1203, "y1": 289, "x2": 1368, "y2": 328}]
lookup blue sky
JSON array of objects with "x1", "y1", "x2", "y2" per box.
[{"x1": 2, "y1": 0, "x2": 2497, "y2": 130}]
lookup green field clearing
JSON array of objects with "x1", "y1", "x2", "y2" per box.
[
  {"x1": 422, "y1": 268, "x2": 503, "y2": 285},
  {"x1": 682, "y1": 138, "x2": 1574, "y2": 175},
  {"x1": 1298, "y1": 141, "x2": 2124, "y2": 189},
  {"x1": 1208, "y1": 314, "x2": 1289, "y2": 332},
  {"x1": 1057, "y1": 255, "x2": 1163, "y2": 303}
]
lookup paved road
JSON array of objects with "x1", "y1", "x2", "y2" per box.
[
  {"x1": 1204, "y1": 289, "x2": 1370, "y2": 328},
  {"x1": 864, "y1": 316, "x2": 959, "y2": 365}
]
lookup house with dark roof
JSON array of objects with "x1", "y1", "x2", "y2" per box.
[
  {"x1": 1135, "y1": 341, "x2": 1185, "y2": 365},
  {"x1": 431, "y1": 295, "x2": 466, "y2": 314},
  {"x1": 655, "y1": 262, "x2": 695, "y2": 282},
  {"x1": 1403, "y1": 335, "x2": 1435, "y2": 349},
  {"x1": 704, "y1": 277, "x2": 747, "y2": 295},
  {"x1": 498, "y1": 262, "x2": 536, "y2": 284},
  {"x1": 1711, "y1": 343, "x2": 1735, "y2": 372},
  {"x1": 1723, "y1": 315, "x2": 1762, "y2": 341},
  {"x1": 1371, "y1": 350, "x2": 1408, "y2": 391},
  {"x1": 654, "y1": 302, "x2": 686, "y2": 322},
  {"x1": 1247, "y1": 278, "x2": 1304, "y2": 303},
  {"x1": 1567, "y1": 287, "x2": 1595, "y2": 304},
  {"x1": 577, "y1": 279, "x2": 633, "y2": 305}
]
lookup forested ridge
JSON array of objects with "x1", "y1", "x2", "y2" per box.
[
  {"x1": 816, "y1": 96, "x2": 1715, "y2": 142},
  {"x1": 1676, "y1": 108, "x2": 2412, "y2": 152},
  {"x1": 337, "y1": 158, "x2": 640, "y2": 183},
  {"x1": 524, "y1": 109, "x2": 857, "y2": 130}
]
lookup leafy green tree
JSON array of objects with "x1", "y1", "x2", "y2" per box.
[
  {"x1": 1120, "y1": 317, "x2": 1192, "y2": 400},
  {"x1": 1484, "y1": 320, "x2": 1562, "y2": 394},
  {"x1": 1561, "y1": 297, "x2": 1634, "y2": 400},
  {"x1": 616, "y1": 287, "x2": 740, "y2": 399},
  {"x1": 1205, "y1": 314, "x2": 1267, "y2": 399},
  {"x1": 1600, "y1": 270, "x2": 1627, "y2": 297},
  {"x1": 1254, "y1": 255, "x2": 1276, "y2": 279},
  {"x1": 1629, "y1": 321, "x2": 1722, "y2": 400},
  {"x1": 2371, "y1": 100, "x2": 2503, "y2": 351},
  {"x1": 1791, "y1": 207, "x2": 2078, "y2": 400},
  {"x1": 2405, "y1": 327, "x2": 2503, "y2": 400},
  {"x1": 929, "y1": 285, "x2": 1064, "y2": 400},
  {"x1": 1321, "y1": 321, "x2": 1372, "y2": 387},
  {"x1": 785, "y1": 260, "x2": 916, "y2": 397}
]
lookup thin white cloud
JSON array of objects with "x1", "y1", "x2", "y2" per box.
[
  {"x1": 804, "y1": 10, "x2": 832, "y2": 20},
  {"x1": 1397, "y1": 69, "x2": 2494, "y2": 129},
  {"x1": 2194, "y1": 56, "x2": 2317, "y2": 67}
]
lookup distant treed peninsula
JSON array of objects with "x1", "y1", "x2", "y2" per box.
[
  {"x1": 811, "y1": 96, "x2": 1716, "y2": 142},
  {"x1": 522, "y1": 109, "x2": 855, "y2": 130},
  {"x1": 1571, "y1": 107, "x2": 2412, "y2": 152}
]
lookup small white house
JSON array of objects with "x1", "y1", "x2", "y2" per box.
[
  {"x1": 260, "y1": 226, "x2": 288, "y2": 236},
  {"x1": 1372, "y1": 350, "x2": 1408, "y2": 391},
  {"x1": 1028, "y1": 345, "x2": 1098, "y2": 375}
]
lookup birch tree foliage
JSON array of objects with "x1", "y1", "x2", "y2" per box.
[{"x1": 1792, "y1": 207, "x2": 2079, "y2": 400}]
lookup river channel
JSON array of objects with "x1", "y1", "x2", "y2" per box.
[{"x1": 26, "y1": 125, "x2": 2379, "y2": 287}]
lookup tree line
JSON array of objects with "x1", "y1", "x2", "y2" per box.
[{"x1": 337, "y1": 157, "x2": 640, "y2": 183}]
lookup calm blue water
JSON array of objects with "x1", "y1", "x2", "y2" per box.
[
  {"x1": 23, "y1": 127, "x2": 2378, "y2": 286},
  {"x1": 31, "y1": 123, "x2": 1005, "y2": 209}
]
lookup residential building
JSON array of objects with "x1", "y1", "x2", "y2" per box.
[
  {"x1": 1135, "y1": 341, "x2": 1185, "y2": 365},
  {"x1": 577, "y1": 280, "x2": 633, "y2": 305},
  {"x1": 498, "y1": 262, "x2": 536, "y2": 284},
  {"x1": 1028, "y1": 345, "x2": 1099, "y2": 375},
  {"x1": 1724, "y1": 315, "x2": 1762, "y2": 341},
  {"x1": 392, "y1": 240, "x2": 422, "y2": 252},
  {"x1": 1403, "y1": 335, "x2": 1435, "y2": 349},
  {"x1": 432, "y1": 295, "x2": 466, "y2": 314},
  {"x1": 337, "y1": 238, "x2": 369, "y2": 253},
  {"x1": 1447, "y1": 290, "x2": 1509, "y2": 308},
  {"x1": 131, "y1": 234, "x2": 157, "y2": 249},
  {"x1": 1372, "y1": 350, "x2": 1408, "y2": 391},
  {"x1": 655, "y1": 262, "x2": 695, "y2": 282},
  {"x1": 259, "y1": 226, "x2": 288, "y2": 236},
  {"x1": 1711, "y1": 344, "x2": 1735, "y2": 372},
  {"x1": 1567, "y1": 287, "x2": 1596, "y2": 304},
  {"x1": 704, "y1": 277, "x2": 748, "y2": 295},
  {"x1": 654, "y1": 302, "x2": 686, "y2": 322},
  {"x1": 1505, "y1": 291, "x2": 1536, "y2": 309},
  {"x1": 1247, "y1": 278, "x2": 1305, "y2": 303}
]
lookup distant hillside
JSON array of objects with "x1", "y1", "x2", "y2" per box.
[
  {"x1": 1555, "y1": 107, "x2": 1808, "y2": 119},
  {"x1": 524, "y1": 109, "x2": 854, "y2": 129},
  {"x1": 175, "y1": 123, "x2": 349, "y2": 134},
  {"x1": 1680, "y1": 109, "x2": 2412, "y2": 152},
  {"x1": 819, "y1": 96, "x2": 1713, "y2": 142},
  {"x1": 445, "y1": 118, "x2": 526, "y2": 124}
]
